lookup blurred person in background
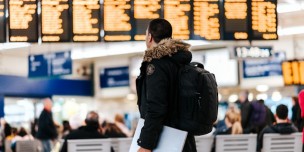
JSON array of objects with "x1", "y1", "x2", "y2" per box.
[
  {"x1": 212, "y1": 109, "x2": 243, "y2": 152},
  {"x1": 291, "y1": 96, "x2": 302, "y2": 131},
  {"x1": 36, "y1": 98, "x2": 58, "y2": 152},
  {"x1": 30, "y1": 118, "x2": 38, "y2": 138},
  {"x1": 236, "y1": 90, "x2": 252, "y2": 133},
  {"x1": 11, "y1": 127, "x2": 34, "y2": 152},
  {"x1": 248, "y1": 100, "x2": 275, "y2": 134},
  {"x1": 6, "y1": 128, "x2": 17, "y2": 141},
  {"x1": 257, "y1": 104, "x2": 298, "y2": 152},
  {"x1": 61, "y1": 120, "x2": 72, "y2": 139},
  {"x1": 298, "y1": 90, "x2": 304, "y2": 150},
  {"x1": 60, "y1": 111, "x2": 107, "y2": 152},
  {"x1": 214, "y1": 108, "x2": 243, "y2": 135},
  {"x1": 104, "y1": 123, "x2": 127, "y2": 138},
  {"x1": 215, "y1": 103, "x2": 240, "y2": 133},
  {"x1": 114, "y1": 114, "x2": 132, "y2": 137}
]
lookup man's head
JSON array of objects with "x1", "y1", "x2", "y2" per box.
[
  {"x1": 276, "y1": 104, "x2": 288, "y2": 122},
  {"x1": 43, "y1": 98, "x2": 53, "y2": 112},
  {"x1": 85, "y1": 111, "x2": 99, "y2": 128},
  {"x1": 146, "y1": 19, "x2": 172, "y2": 49}
]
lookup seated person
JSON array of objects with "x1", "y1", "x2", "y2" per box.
[
  {"x1": 104, "y1": 123, "x2": 127, "y2": 138},
  {"x1": 212, "y1": 109, "x2": 243, "y2": 152},
  {"x1": 60, "y1": 111, "x2": 107, "y2": 152},
  {"x1": 11, "y1": 127, "x2": 34, "y2": 152},
  {"x1": 214, "y1": 109, "x2": 243, "y2": 135},
  {"x1": 257, "y1": 104, "x2": 298, "y2": 152}
]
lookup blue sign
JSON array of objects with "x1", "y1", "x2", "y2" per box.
[
  {"x1": 29, "y1": 51, "x2": 72, "y2": 78},
  {"x1": 243, "y1": 52, "x2": 285, "y2": 78},
  {"x1": 100, "y1": 67, "x2": 130, "y2": 88}
]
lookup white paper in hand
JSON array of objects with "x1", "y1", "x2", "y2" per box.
[{"x1": 129, "y1": 118, "x2": 188, "y2": 152}]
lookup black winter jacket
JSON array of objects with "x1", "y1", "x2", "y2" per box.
[
  {"x1": 36, "y1": 109, "x2": 58, "y2": 140},
  {"x1": 136, "y1": 39, "x2": 196, "y2": 151},
  {"x1": 257, "y1": 123, "x2": 298, "y2": 151}
]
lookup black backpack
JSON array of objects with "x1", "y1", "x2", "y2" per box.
[{"x1": 173, "y1": 62, "x2": 218, "y2": 135}]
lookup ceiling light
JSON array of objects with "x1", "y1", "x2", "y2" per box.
[
  {"x1": 277, "y1": 4, "x2": 302, "y2": 13},
  {"x1": 256, "y1": 85, "x2": 269, "y2": 92},
  {"x1": 257, "y1": 93, "x2": 268, "y2": 100},
  {"x1": 278, "y1": 26, "x2": 304, "y2": 36},
  {"x1": 0, "y1": 43, "x2": 30, "y2": 51},
  {"x1": 228, "y1": 94, "x2": 238, "y2": 103}
]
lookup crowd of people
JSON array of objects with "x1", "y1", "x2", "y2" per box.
[
  {"x1": 0, "y1": 92, "x2": 302, "y2": 152},
  {"x1": 213, "y1": 91, "x2": 302, "y2": 152},
  {"x1": 0, "y1": 99, "x2": 133, "y2": 152}
]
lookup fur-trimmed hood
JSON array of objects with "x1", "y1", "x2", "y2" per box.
[{"x1": 143, "y1": 38, "x2": 191, "y2": 62}]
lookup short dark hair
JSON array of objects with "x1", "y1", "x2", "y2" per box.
[
  {"x1": 148, "y1": 19, "x2": 172, "y2": 43},
  {"x1": 85, "y1": 111, "x2": 99, "y2": 127},
  {"x1": 276, "y1": 104, "x2": 288, "y2": 120}
]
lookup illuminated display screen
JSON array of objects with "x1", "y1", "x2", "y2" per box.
[
  {"x1": 0, "y1": 0, "x2": 5, "y2": 42},
  {"x1": 282, "y1": 61, "x2": 304, "y2": 85},
  {"x1": 251, "y1": 0, "x2": 277, "y2": 40},
  {"x1": 133, "y1": 0, "x2": 161, "y2": 41},
  {"x1": 104, "y1": 0, "x2": 132, "y2": 41},
  {"x1": 41, "y1": 0, "x2": 70, "y2": 42},
  {"x1": 164, "y1": 0, "x2": 191, "y2": 40},
  {"x1": 9, "y1": 0, "x2": 38, "y2": 42},
  {"x1": 192, "y1": 0, "x2": 221, "y2": 40},
  {"x1": 72, "y1": 0, "x2": 100, "y2": 42},
  {"x1": 223, "y1": 0, "x2": 248, "y2": 40}
]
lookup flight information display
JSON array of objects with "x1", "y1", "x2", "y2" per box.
[
  {"x1": 9, "y1": 0, "x2": 38, "y2": 42},
  {"x1": 133, "y1": 0, "x2": 161, "y2": 41},
  {"x1": 0, "y1": 0, "x2": 5, "y2": 42},
  {"x1": 223, "y1": 0, "x2": 249, "y2": 40},
  {"x1": 41, "y1": 0, "x2": 70, "y2": 42},
  {"x1": 193, "y1": 0, "x2": 221, "y2": 40},
  {"x1": 104, "y1": 0, "x2": 132, "y2": 41},
  {"x1": 164, "y1": 0, "x2": 191, "y2": 40},
  {"x1": 282, "y1": 61, "x2": 304, "y2": 85},
  {"x1": 251, "y1": 0, "x2": 277, "y2": 40},
  {"x1": 72, "y1": 0, "x2": 100, "y2": 42}
]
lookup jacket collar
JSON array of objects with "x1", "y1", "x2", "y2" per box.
[{"x1": 143, "y1": 38, "x2": 190, "y2": 62}]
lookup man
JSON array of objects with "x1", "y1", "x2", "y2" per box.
[
  {"x1": 36, "y1": 98, "x2": 58, "y2": 152},
  {"x1": 236, "y1": 91, "x2": 252, "y2": 133},
  {"x1": 136, "y1": 19, "x2": 196, "y2": 152},
  {"x1": 60, "y1": 111, "x2": 106, "y2": 152},
  {"x1": 257, "y1": 104, "x2": 298, "y2": 151}
]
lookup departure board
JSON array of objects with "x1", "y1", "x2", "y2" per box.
[
  {"x1": 0, "y1": 0, "x2": 5, "y2": 42},
  {"x1": 164, "y1": 0, "x2": 191, "y2": 40},
  {"x1": 9, "y1": 0, "x2": 38, "y2": 42},
  {"x1": 193, "y1": 0, "x2": 221, "y2": 40},
  {"x1": 41, "y1": 0, "x2": 70, "y2": 42},
  {"x1": 104, "y1": 0, "x2": 132, "y2": 41},
  {"x1": 72, "y1": 0, "x2": 100, "y2": 42},
  {"x1": 133, "y1": 0, "x2": 161, "y2": 41},
  {"x1": 282, "y1": 61, "x2": 304, "y2": 85},
  {"x1": 223, "y1": 0, "x2": 249, "y2": 40},
  {"x1": 251, "y1": 0, "x2": 277, "y2": 40}
]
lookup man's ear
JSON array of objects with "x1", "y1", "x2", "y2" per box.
[{"x1": 149, "y1": 34, "x2": 153, "y2": 43}]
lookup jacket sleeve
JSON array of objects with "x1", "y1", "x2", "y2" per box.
[{"x1": 138, "y1": 61, "x2": 169, "y2": 150}]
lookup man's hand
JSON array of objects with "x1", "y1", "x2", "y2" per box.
[{"x1": 138, "y1": 147, "x2": 152, "y2": 152}]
